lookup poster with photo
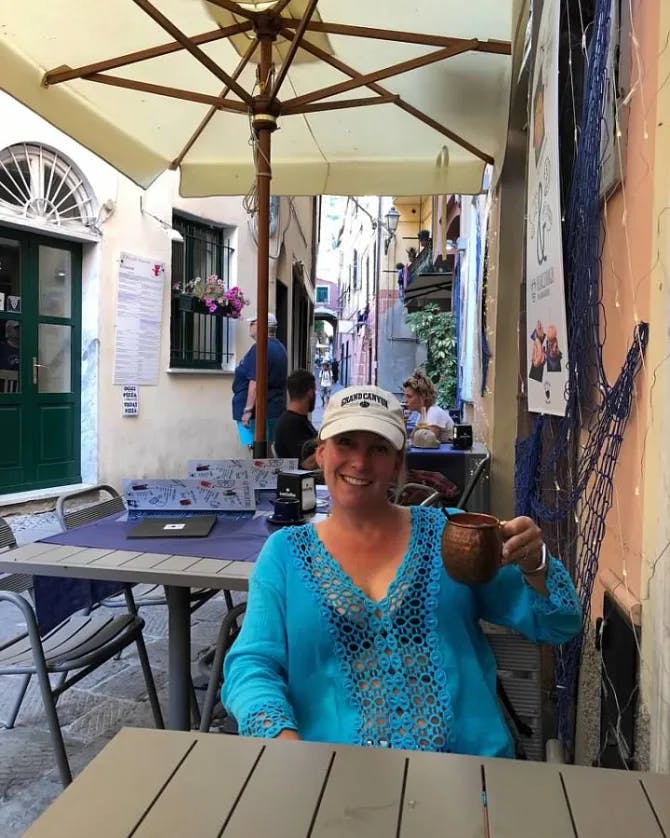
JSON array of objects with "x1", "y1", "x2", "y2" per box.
[{"x1": 525, "y1": 0, "x2": 569, "y2": 416}]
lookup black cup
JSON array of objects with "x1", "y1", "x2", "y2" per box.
[{"x1": 272, "y1": 497, "x2": 302, "y2": 523}]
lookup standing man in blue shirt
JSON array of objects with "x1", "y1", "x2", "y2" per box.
[{"x1": 232, "y1": 312, "x2": 288, "y2": 450}]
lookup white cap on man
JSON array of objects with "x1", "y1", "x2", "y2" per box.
[{"x1": 247, "y1": 313, "x2": 278, "y2": 327}]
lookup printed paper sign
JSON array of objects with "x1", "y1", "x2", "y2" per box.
[
  {"x1": 122, "y1": 383, "x2": 139, "y2": 416},
  {"x1": 113, "y1": 253, "x2": 164, "y2": 386},
  {"x1": 123, "y1": 477, "x2": 256, "y2": 512},
  {"x1": 188, "y1": 458, "x2": 299, "y2": 490}
]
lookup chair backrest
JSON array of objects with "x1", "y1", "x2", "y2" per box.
[
  {"x1": 0, "y1": 371, "x2": 19, "y2": 394},
  {"x1": 457, "y1": 454, "x2": 491, "y2": 511},
  {"x1": 0, "y1": 516, "x2": 17, "y2": 550},
  {"x1": 0, "y1": 516, "x2": 33, "y2": 594},
  {"x1": 56, "y1": 484, "x2": 125, "y2": 530},
  {"x1": 393, "y1": 482, "x2": 441, "y2": 507}
]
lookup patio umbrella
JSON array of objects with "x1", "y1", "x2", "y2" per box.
[{"x1": 0, "y1": 0, "x2": 520, "y2": 455}]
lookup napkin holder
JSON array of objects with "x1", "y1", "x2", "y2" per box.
[
  {"x1": 277, "y1": 470, "x2": 316, "y2": 513},
  {"x1": 452, "y1": 424, "x2": 473, "y2": 450}
]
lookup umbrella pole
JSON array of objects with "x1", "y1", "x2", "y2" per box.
[{"x1": 252, "y1": 34, "x2": 278, "y2": 459}]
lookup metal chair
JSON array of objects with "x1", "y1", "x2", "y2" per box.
[
  {"x1": 0, "y1": 516, "x2": 164, "y2": 787},
  {"x1": 393, "y1": 482, "x2": 442, "y2": 507},
  {"x1": 456, "y1": 454, "x2": 491, "y2": 511},
  {"x1": 199, "y1": 602, "x2": 247, "y2": 733},
  {"x1": 0, "y1": 517, "x2": 33, "y2": 596}
]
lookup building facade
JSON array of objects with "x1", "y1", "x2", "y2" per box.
[{"x1": 0, "y1": 93, "x2": 317, "y2": 499}]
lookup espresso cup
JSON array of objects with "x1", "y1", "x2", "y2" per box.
[
  {"x1": 272, "y1": 497, "x2": 302, "y2": 523},
  {"x1": 441, "y1": 512, "x2": 503, "y2": 585}
]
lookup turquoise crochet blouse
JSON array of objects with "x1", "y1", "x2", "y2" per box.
[{"x1": 222, "y1": 506, "x2": 581, "y2": 756}]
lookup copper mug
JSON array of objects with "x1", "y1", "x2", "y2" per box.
[{"x1": 441, "y1": 512, "x2": 503, "y2": 585}]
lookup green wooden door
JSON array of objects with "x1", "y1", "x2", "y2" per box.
[{"x1": 0, "y1": 229, "x2": 82, "y2": 493}]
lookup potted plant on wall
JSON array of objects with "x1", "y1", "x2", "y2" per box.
[{"x1": 174, "y1": 275, "x2": 248, "y2": 318}]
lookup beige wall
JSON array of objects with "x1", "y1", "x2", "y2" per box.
[
  {"x1": 593, "y1": 0, "x2": 658, "y2": 621},
  {"x1": 640, "y1": 0, "x2": 670, "y2": 771}
]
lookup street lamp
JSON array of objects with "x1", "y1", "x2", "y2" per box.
[
  {"x1": 382, "y1": 205, "x2": 400, "y2": 254},
  {"x1": 384, "y1": 206, "x2": 400, "y2": 234}
]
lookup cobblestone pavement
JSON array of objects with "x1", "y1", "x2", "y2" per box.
[{"x1": 0, "y1": 511, "x2": 234, "y2": 836}]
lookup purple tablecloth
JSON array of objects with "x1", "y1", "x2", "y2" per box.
[
  {"x1": 33, "y1": 514, "x2": 274, "y2": 633},
  {"x1": 40, "y1": 513, "x2": 271, "y2": 561}
]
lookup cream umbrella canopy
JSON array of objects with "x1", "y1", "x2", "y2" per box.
[{"x1": 0, "y1": 0, "x2": 519, "y2": 454}]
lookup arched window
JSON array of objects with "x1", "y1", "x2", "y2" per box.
[{"x1": 0, "y1": 143, "x2": 98, "y2": 235}]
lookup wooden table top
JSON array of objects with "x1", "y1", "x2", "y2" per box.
[
  {"x1": 0, "y1": 539, "x2": 253, "y2": 591},
  {"x1": 24, "y1": 728, "x2": 670, "y2": 838}
]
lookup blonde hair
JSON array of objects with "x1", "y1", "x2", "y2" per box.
[{"x1": 402, "y1": 369, "x2": 437, "y2": 407}]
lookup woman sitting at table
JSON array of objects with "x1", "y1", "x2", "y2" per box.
[
  {"x1": 222, "y1": 385, "x2": 581, "y2": 757},
  {"x1": 403, "y1": 369, "x2": 454, "y2": 443}
]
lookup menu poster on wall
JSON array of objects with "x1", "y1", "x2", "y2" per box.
[
  {"x1": 113, "y1": 253, "x2": 164, "y2": 386},
  {"x1": 525, "y1": 0, "x2": 570, "y2": 416}
]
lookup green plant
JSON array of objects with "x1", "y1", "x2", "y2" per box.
[{"x1": 405, "y1": 303, "x2": 457, "y2": 407}]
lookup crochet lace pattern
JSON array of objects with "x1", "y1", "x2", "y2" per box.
[
  {"x1": 242, "y1": 701, "x2": 297, "y2": 739},
  {"x1": 290, "y1": 507, "x2": 456, "y2": 751}
]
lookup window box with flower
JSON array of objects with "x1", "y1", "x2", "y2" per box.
[{"x1": 173, "y1": 275, "x2": 248, "y2": 319}]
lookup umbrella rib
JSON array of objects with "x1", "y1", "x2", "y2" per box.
[
  {"x1": 86, "y1": 73, "x2": 249, "y2": 113},
  {"x1": 206, "y1": 0, "x2": 258, "y2": 20},
  {"x1": 131, "y1": 0, "x2": 253, "y2": 105},
  {"x1": 171, "y1": 38, "x2": 259, "y2": 170},
  {"x1": 272, "y1": 0, "x2": 295, "y2": 14},
  {"x1": 282, "y1": 20, "x2": 511, "y2": 54},
  {"x1": 43, "y1": 23, "x2": 252, "y2": 86},
  {"x1": 280, "y1": 29, "x2": 493, "y2": 164},
  {"x1": 283, "y1": 42, "x2": 478, "y2": 109},
  {"x1": 269, "y1": 0, "x2": 320, "y2": 102},
  {"x1": 282, "y1": 94, "x2": 400, "y2": 115}
]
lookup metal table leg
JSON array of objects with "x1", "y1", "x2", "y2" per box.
[{"x1": 165, "y1": 585, "x2": 191, "y2": 730}]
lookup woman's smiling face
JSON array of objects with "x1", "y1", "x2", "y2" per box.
[{"x1": 316, "y1": 430, "x2": 403, "y2": 510}]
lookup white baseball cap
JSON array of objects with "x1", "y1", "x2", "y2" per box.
[
  {"x1": 247, "y1": 312, "x2": 278, "y2": 327},
  {"x1": 318, "y1": 385, "x2": 407, "y2": 451}
]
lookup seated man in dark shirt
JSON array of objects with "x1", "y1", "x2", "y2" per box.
[{"x1": 274, "y1": 369, "x2": 317, "y2": 465}]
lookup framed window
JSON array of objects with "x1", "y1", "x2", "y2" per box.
[
  {"x1": 169, "y1": 216, "x2": 235, "y2": 371},
  {"x1": 315, "y1": 286, "x2": 329, "y2": 304},
  {"x1": 352, "y1": 249, "x2": 360, "y2": 290}
]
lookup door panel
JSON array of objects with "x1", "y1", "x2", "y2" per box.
[
  {"x1": 38, "y1": 404, "x2": 77, "y2": 481},
  {"x1": 39, "y1": 247, "x2": 72, "y2": 318},
  {"x1": 0, "y1": 229, "x2": 81, "y2": 493},
  {"x1": 38, "y1": 323, "x2": 72, "y2": 392}
]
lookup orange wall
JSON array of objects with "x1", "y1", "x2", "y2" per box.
[{"x1": 593, "y1": 0, "x2": 658, "y2": 617}]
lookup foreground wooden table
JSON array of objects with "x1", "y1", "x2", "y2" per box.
[{"x1": 25, "y1": 728, "x2": 670, "y2": 837}]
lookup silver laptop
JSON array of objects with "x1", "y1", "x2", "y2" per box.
[{"x1": 127, "y1": 514, "x2": 217, "y2": 539}]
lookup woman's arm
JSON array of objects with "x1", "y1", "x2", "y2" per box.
[
  {"x1": 474, "y1": 516, "x2": 582, "y2": 644},
  {"x1": 222, "y1": 537, "x2": 300, "y2": 739}
]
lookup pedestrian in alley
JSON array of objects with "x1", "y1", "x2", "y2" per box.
[
  {"x1": 231, "y1": 313, "x2": 288, "y2": 450},
  {"x1": 319, "y1": 361, "x2": 333, "y2": 407}
]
